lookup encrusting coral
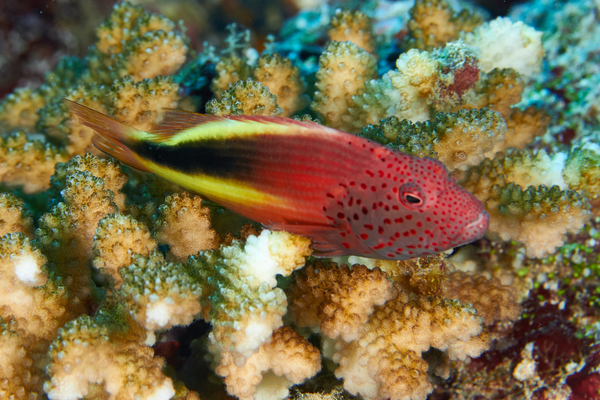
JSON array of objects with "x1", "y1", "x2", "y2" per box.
[{"x1": 0, "y1": 0, "x2": 598, "y2": 399}]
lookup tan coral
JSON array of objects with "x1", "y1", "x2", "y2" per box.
[
  {"x1": 93, "y1": 213, "x2": 157, "y2": 288},
  {"x1": 154, "y1": 192, "x2": 220, "y2": 262},
  {"x1": 0, "y1": 321, "x2": 43, "y2": 398},
  {"x1": 64, "y1": 85, "x2": 110, "y2": 156},
  {"x1": 311, "y1": 41, "x2": 377, "y2": 132},
  {"x1": 211, "y1": 55, "x2": 252, "y2": 97},
  {"x1": 253, "y1": 53, "x2": 308, "y2": 117},
  {"x1": 360, "y1": 108, "x2": 506, "y2": 171},
  {"x1": 491, "y1": 106, "x2": 550, "y2": 155},
  {"x1": 43, "y1": 311, "x2": 176, "y2": 400},
  {"x1": 459, "y1": 148, "x2": 568, "y2": 203},
  {"x1": 119, "y1": 251, "x2": 202, "y2": 332},
  {"x1": 328, "y1": 10, "x2": 375, "y2": 54},
  {"x1": 402, "y1": 0, "x2": 483, "y2": 51},
  {"x1": 0, "y1": 193, "x2": 33, "y2": 237},
  {"x1": 109, "y1": 75, "x2": 180, "y2": 131},
  {"x1": 485, "y1": 183, "x2": 591, "y2": 258},
  {"x1": 352, "y1": 48, "x2": 438, "y2": 127},
  {"x1": 445, "y1": 271, "x2": 521, "y2": 325},
  {"x1": 0, "y1": 233, "x2": 78, "y2": 342},
  {"x1": 0, "y1": 87, "x2": 45, "y2": 130},
  {"x1": 206, "y1": 78, "x2": 282, "y2": 116},
  {"x1": 52, "y1": 154, "x2": 128, "y2": 211},
  {"x1": 470, "y1": 68, "x2": 525, "y2": 119},
  {"x1": 216, "y1": 326, "x2": 321, "y2": 400},
  {"x1": 37, "y1": 170, "x2": 118, "y2": 301},
  {"x1": 116, "y1": 30, "x2": 188, "y2": 81},
  {"x1": 0, "y1": 131, "x2": 69, "y2": 193},
  {"x1": 333, "y1": 283, "x2": 489, "y2": 400},
  {"x1": 287, "y1": 261, "x2": 395, "y2": 341}
]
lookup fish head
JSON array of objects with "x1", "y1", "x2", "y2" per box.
[{"x1": 344, "y1": 152, "x2": 488, "y2": 260}]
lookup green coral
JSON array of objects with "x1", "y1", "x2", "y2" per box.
[
  {"x1": 206, "y1": 78, "x2": 282, "y2": 116},
  {"x1": 360, "y1": 108, "x2": 506, "y2": 170}
]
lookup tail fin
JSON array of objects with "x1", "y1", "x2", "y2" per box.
[{"x1": 63, "y1": 99, "x2": 150, "y2": 172}]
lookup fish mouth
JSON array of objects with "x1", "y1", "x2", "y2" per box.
[{"x1": 452, "y1": 211, "x2": 490, "y2": 245}]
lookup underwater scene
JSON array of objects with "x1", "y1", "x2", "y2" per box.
[{"x1": 0, "y1": 0, "x2": 599, "y2": 398}]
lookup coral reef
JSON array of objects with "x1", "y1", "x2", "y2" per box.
[{"x1": 0, "y1": 0, "x2": 599, "y2": 399}]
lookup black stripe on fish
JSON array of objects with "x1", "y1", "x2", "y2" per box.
[{"x1": 130, "y1": 136, "x2": 257, "y2": 178}]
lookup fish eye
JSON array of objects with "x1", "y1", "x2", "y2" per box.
[
  {"x1": 404, "y1": 193, "x2": 422, "y2": 204},
  {"x1": 399, "y1": 183, "x2": 426, "y2": 210}
]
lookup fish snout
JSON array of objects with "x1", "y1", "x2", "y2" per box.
[{"x1": 452, "y1": 210, "x2": 489, "y2": 246}]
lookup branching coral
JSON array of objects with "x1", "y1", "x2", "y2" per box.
[
  {"x1": 402, "y1": 0, "x2": 483, "y2": 51},
  {"x1": 155, "y1": 192, "x2": 220, "y2": 262},
  {"x1": 0, "y1": 131, "x2": 69, "y2": 193},
  {"x1": 43, "y1": 307, "x2": 176, "y2": 400},
  {"x1": 362, "y1": 108, "x2": 506, "y2": 171},
  {"x1": 445, "y1": 271, "x2": 520, "y2": 325},
  {"x1": 253, "y1": 53, "x2": 308, "y2": 117},
  {"x1": 328, "y1": 10, "x2": 375, "y2": 54},
  {"x1": 188, "y1": 230, "x2": 311, "y2": 361},
  {"x1": 216, "y1": 326, "x2": 321, "y2": 400},
  {"x1": 311, "y1": 40, "x2": 377, "y2": 132},
  {"x1": 206, "y1": 78, "x2": 283, "y2": 116},
  {"x1": 119, "y1": 251, "x2": 203, "y2": 333},
  {"x1": 485, "y1": 183, "x2": 591, "y2": 258},
  {"x1": 0, "y1": 193, "x2": 33, "y2": 237},
  {"x1": 287, "y1": 261, "x2": 395, "y2": 341},
  {"x1": 92, "y1": 213, "x2": 157, "y2": 287},
  {"x1": 462, "y1": 17, "x2": 544, "y2": 79},
  {"x1": 333, "y1": 283, "x2": 489, "y2": 400},
  {"x1": 90, "y1": 1, "x2": 188, "y2": 83}
]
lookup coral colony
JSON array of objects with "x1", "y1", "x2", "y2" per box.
[{"x1": 0, "y1": 0, "x2": 599, "y2": 399}]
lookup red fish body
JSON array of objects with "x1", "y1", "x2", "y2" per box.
[{"x1": 65, "y1": 99, "x2": 488, "y2": 260}]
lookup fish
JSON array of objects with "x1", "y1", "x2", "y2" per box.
[{"x1": 64, "y1": 99, "x2": 489, "y2": 260}]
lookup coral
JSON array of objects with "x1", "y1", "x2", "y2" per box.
[
  {"x1": 328, "y1": 10, "x2": 375, "y2": 54},
  {"x1": 50, "y1": 153, "x2": 128, "y2": 211},
  {"x1": 333, "y1": 282, "x2": 489, "y2": 400},
  {"x1": 360, "y1": 109, "x2": 506, "y2": 171},
  {"x1": 92, "y1": 213, "x2": 157, "y2": 288},
  {"x1": 43, "y1": 307, "x2": 176, "y2": 400},
  {"x1": 253, "y1": 53, "x2": 308, "y2": 117},
  {"x1": 311, "y1": 40, "x2": 377, "y2": 132},
  {"x1": 154, "y1": 192, "x2": 220, "y2": 262},
  {"x1": 0, "y1": 131, "x2": 69, "y2": 193},
  {"x1": 188, "y1": 230, "x2": 312, "y2": 361},
  {"x1": 108, "y1": 75, "x2": 181, "y2": 131},
  {"x1": 287, "y1": 261, "x2": 395, "y2": 341},
  {"x1": 563, "y1": 143, "x2": 600, "y2": 201},
  {"x1": 402, "y1": 0, "x2": 483, "y2": 51},
  {"x1": 0, "y1": 0, "x2": 597, "y2": 398},
  {"x1": 444, "y1": 271, "x2": 520, "y2": 325},
  {"x1": 119, "y1": 251, "x2": 202, "y2": 332},
  {"x1": 90, "y1": 1, "x2": 188, "y2": 84},
  {"x1": 462, "y1": 17, "x2": 544, "y2": 79},
  {"x1": 492, "y1": 106, "x2": 550, "y2": 154},
  {"x1": 0, "y1": 87, "x2": 45, "y2": 130},
  {"x1": 0, "y1": 193, "x2": 33, "y2": 237},
  {"x1": 216, "y1": 326, "x2": 321, "y2": 400},
  {"x1": 459, "y1": 148, "x2": 568, "y2": 203},
  {"x1": 485, "y1": 184, "x2": 591, "y2": 258},
  {"x1": 206, "y1": 78, "x2": 283, "y2": 116},
  {"x1": 37, "y1": 160, "x2": 120, "y2": 302},
  {"x1": 0, "y1": 233, "x2": 78, "y2": 342}
]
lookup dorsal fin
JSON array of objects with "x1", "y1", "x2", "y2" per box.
[
  {"x1": 151, "y1": 109, "x2": 330, "y2": 141},
  {"x1": 151, "y1": 109, "x2": 227, "y2": 137}
]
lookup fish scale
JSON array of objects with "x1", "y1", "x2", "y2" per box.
[{"x1": 64, "y1": 99, "x2": 489, "y2": 260}]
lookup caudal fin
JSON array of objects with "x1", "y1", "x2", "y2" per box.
[{"x1": 64, "y1": 99, "x2": 150, "y2": 172}]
